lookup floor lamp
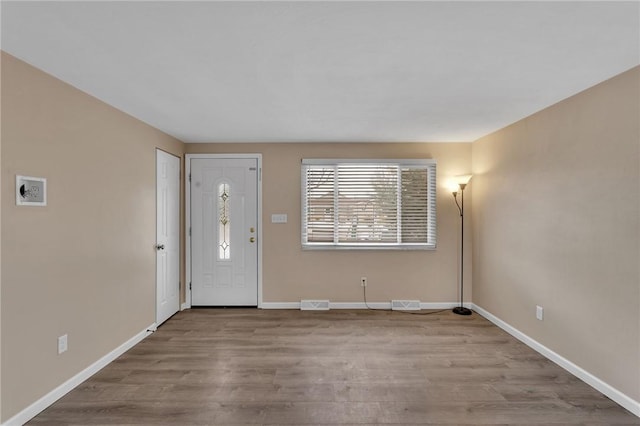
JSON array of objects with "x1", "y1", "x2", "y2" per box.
[{"x1": 452, "y1": 176, "x2": 472, "y2": 316}]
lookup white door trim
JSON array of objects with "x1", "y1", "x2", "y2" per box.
[{"x1": 185, "y1": 153, "x2": 263, "y2": 309}]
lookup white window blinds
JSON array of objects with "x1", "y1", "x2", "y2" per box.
[{"x1": 302, "y1": 159, "x2": 436, "y2": 249}]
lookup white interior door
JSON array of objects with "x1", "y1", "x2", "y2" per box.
[
  {"x1": 156, "y1": 149, "x2": 180, "y2": 325},
  {"x1": 191, "y1": 158, "x2": 258, "y2": 306}
]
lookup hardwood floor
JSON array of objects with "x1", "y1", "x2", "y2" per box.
[{"x1": 29, "y1": 309, "x2": 639, "y2": 425}]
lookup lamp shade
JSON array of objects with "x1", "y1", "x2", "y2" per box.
[
  {"x1": 455, "y1": 174, "x2": 472, "y2": 186},
  {"x1": 446, "y1": 180, "x2": 461, "y2": 193}
]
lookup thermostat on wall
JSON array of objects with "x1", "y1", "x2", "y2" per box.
[{"x1": 16, "y1": 175, "x2": 47, "y2": 206}]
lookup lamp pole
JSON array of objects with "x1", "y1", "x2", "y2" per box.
[{"x1": 453, "y1": 183, "x2": 472, "y2": 316}]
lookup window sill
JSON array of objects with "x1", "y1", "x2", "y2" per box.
[{"x1": 302, "y1": 244, "x2": 436, "y2": 251}]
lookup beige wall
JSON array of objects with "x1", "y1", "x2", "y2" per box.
[
  {"x1": 186, "y1": 143, "x2": 472, "y2": 304},
  {"x1": 471, "y1": 66, "x2": 640, "y2": 401},
  {"x1": 0, "y1": 52, "x2": 184, "y2": 421}
]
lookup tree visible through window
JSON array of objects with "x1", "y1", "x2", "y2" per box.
[{"x1": 302, "y1": 159, "x2": 436, "y2": 249}]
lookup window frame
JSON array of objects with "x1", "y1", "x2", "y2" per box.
[{"x1": 301, "y1": 158, "x2": 437, "y2": 250}]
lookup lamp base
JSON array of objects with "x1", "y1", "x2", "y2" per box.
[{"x1": 452, "y1": 306, "x2": 472, "y2": 316}]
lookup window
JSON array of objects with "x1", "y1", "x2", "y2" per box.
[{"x1": 302, "y1": 159, "x2": 436, "y2": 249}]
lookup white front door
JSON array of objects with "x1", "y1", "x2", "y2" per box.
[
  {"x1": 190, "y1": 158, "x2": 258, "y2": 306},
  {"x1": 156, "y1": 149, "x2": 180, "y2": 325}
]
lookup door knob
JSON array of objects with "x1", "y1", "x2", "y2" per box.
[
  {"x1": 249, "y1": 237, "x2": 255, "y2": 243},
  {"x1": 156, "y1": 244, "x2": 165, "y2": 250}
]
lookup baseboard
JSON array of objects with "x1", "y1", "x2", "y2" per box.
[
  {"x1": 3, "y1": 323, "x2": 156, "y2": 426},
  {"x1": 261, "y1": 302, "x2": 391, "y2": 310},
  {"x1": 261, "y1": 302, "x2": 301, "y2": 309},
  {"x1": 260, "y1": 301, "x2": 466, "y2": 310},
  {"x1": 180, "y1": 302, "x2": 190, "y2": 311},
  {"x1": 472, "y1": 304, "x2": 640, "y2": 418},
  {"x1": 331, "y1": 302, "x2": 467, "y2": 310},
  {"x1": 422, "y1": 302, "x2": 467, "y2": 310},
  {"x1": 330, "y1": 302, "x2": 388, "y2": 309}
]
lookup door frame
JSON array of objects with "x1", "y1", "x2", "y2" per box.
[{"x1": 185, "y1": 153, "x2": 263, "y2": 308}]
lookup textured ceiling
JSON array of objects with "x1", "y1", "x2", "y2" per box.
[{"x1": 2, "y1": 1, "x2": 639, "y2": 143}]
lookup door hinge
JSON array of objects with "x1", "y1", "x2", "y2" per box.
[
  {"x1": 189, "y1": 227, "x2": 191, "y2": 237},
  {"x1": 189, "y1": 282, "x2": 192, "y2": 290},
  {"x1": 188, "y1": 173, "x2": 191, "y2": 182}
]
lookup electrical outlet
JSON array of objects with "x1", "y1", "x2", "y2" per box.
[
  {"x1": 58, "y1": 334, "x2": 68, "y2": 354},
  {"x1": 361, "y1": 277, "x2": 367, "y2": 287},
  {"x1": 536, "y1": 305, "x2": 544, "y2": 321}
]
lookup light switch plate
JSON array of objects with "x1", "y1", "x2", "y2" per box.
[{"x1": 271, "y1": 214, "x2": 288, "y2": 223}]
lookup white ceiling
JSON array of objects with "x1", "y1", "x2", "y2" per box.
[{"x1": 2, "y1": 1, "x2": 639, "y2": 143}]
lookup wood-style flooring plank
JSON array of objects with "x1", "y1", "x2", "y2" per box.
[{"x1": 28, "y1": 309, "x2": 639, "y2": 425}]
